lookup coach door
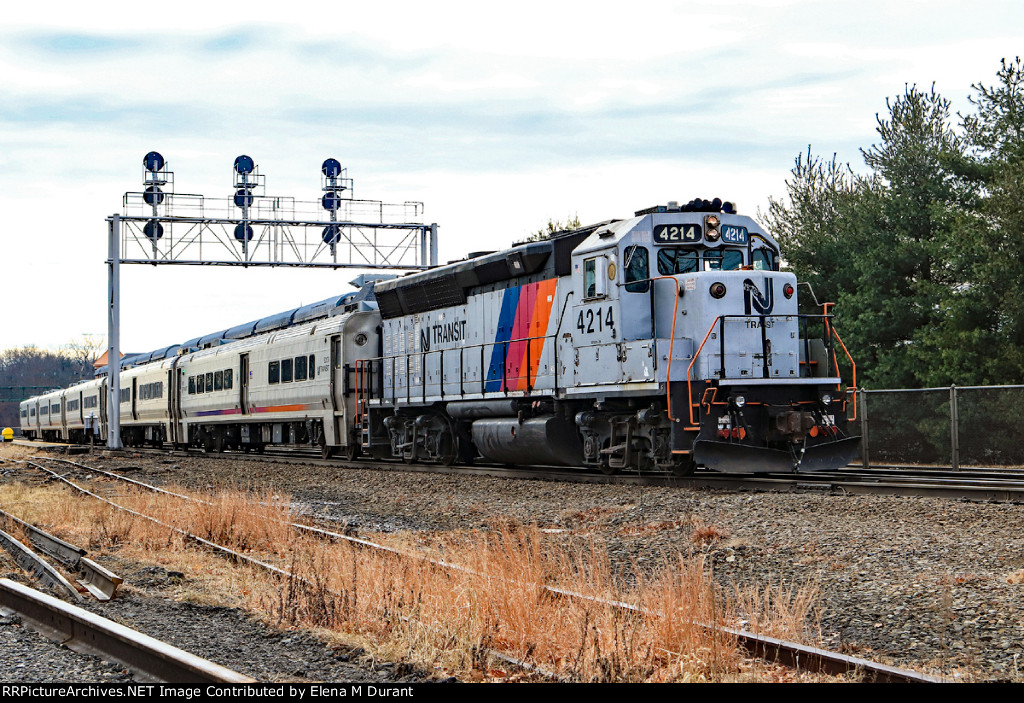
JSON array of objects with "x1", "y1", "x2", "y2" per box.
[
  {"x1": 327, "y1": 335, "x2": 342, "y2": 445},
  {"x1": 99, "y1": 384, "x2": 107, "y2": 433},
  {"x1": 167, "y1": 368, "x2": 179, "y2": 445},
  {"x1": 239, "y1": 354, "x2": 250, "y2": 415},
  {"x1": 130, "y1": 378, "x2": 138, "y2": 423}
]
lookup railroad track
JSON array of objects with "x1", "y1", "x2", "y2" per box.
[
  {"x1": 17, "y1": 439, "x2": 1024, "y2": 504},
  {"x1": 0, "y1": 578, "x2": 255, "y2": 683},
  {"x1": 18, "y1": 455, "x2": 942, "y2": 683}
]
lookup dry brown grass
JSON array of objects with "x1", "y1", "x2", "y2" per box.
[
  {"x1": 689, "y1": 518, "x2": 732, "y2": 545},
  {"x1": 0, "y1": 477, "x2": 826, "y2": 682}
]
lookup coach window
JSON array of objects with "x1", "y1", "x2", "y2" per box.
[
  {"x1": 623, "y1": 246, "x2": 649, "y2": 293},
  {"x1": 269, "y1": 361, "x2": 280, "y2": 384},
  {"x1": 224, "y1": 369, "x2": 233, "y2": 389},
  {"x1": 657, "y1": 248, "x2": 698, "y2": 275},
  {"x1": 295, "y1": 355, "x2": 307, "y2": 381},
  {"x1": 282, "y1": 358, "x2": 294, "y2": 383},
  {"x1": 188, "y1": 376, "x2": 196, "y2": 394},
  {"x1": 205, "y1": 372, "x2": 213, "y2": 392},
  {"x1": 308, "y1": 355, "x2": 316, "y2": 380},
  {"x1": 196, "y1": 376, "x2": 205, "y2": 394},
  {"x1": 214, "y1": 371, "x2": 223, "y2": 391}
]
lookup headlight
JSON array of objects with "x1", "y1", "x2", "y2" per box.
[
  {"x1": 732, "y1": 395, "x2": 746, "y2": 408},
  {"x1": 820, "y1": 393, "x2": 832, "y2": 405},
  {"x1": 710, "y1": 282, "x2": 727, "y2": 299}
]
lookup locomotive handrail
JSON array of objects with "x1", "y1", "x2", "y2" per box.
[
  {"x1": 617, "y1": 275, "x2": 684, "y2": 421},
  {"x1": 827, "y1": 320, "x2": 858, "y2": 421},
  {"x1": 357, "y1": 332, "x2": 559, "y2": 407},
  {"x1": 685, "y1": 313, "x2": 843, "y2": 426}
]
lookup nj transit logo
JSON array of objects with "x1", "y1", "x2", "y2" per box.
[{"x1": 743, "y1": 278, "x2": 774, "y2": 315}]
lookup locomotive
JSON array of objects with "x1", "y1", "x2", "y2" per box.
[{"x1": 20, "y1": 200, "x2": 860, "y2": 474}]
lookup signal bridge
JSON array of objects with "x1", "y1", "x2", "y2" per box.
[
  {"x1": 104, "y1": 152, "x2": 438, "y2": 449},
  {"x1": 114, "y1": 153, "x2": 437, "y2": 269}
]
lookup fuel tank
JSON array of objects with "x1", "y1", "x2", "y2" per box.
[{"x1": 470, "y1": 416, "x2": 583, "y2": 466}]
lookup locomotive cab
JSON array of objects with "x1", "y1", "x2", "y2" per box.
[{"x1": 565, "y1": 201, "x2": 859, "y2": 473}]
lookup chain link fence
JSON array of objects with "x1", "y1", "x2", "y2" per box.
[{"x1": 857, "y1": 385, "x2": 1024, "y2": 468}]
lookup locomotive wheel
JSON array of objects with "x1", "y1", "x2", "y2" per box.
[
  {"x1": 670, "y1": 456, "x2": 697, "y2": 476},
  {"x1": 437, "y1": 431, "x2": 457, "y2": 466},
  {"x1": 344, "y1": 442, "x2": 360, "y2": 461}
]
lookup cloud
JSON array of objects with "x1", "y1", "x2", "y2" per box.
[{"x1": 16, "y1": 32, "x2": 143, "y2": 56}]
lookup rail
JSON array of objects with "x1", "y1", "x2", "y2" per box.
[
  {"x1": 0, "y1": 578, "x2": 255, "y2": 683},
  {"x1": 0, "y1": 507, "x2": 123, "y2": 601}
]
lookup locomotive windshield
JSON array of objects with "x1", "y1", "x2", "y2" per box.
[{"x1": 656, "y1": 247, "x2": 743, "y2": 274}]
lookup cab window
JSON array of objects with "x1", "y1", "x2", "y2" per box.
[
  {"x1": 752, "y1": 248, "x2": 776, "y2": 271},
  {"x1": 583, "y1": 258, "x2": 597, "y2": 298},
  {"x1": 657, "y1": 248, "x2": 698, "y2": 275},
  {"x1": 623, "y1": 246, "x2": 649, "y2": 293},
  {"x1": 703, "y1": 249, "x2": 744, "y2": 271}
]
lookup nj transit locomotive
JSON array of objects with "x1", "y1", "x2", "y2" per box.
[{"x1": 20, "y1": 200, "x2": 859, "y2": 474}]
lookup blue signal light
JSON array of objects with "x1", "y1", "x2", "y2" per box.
[
  {"x1": 234, "y1": 155, "x2": 255, "y2": 175},
  {"x1": 144, "y1": 220, "x2": 163, "y2": 240},
  {"x1": 143, "y1": 186, "x2": 164, "y2": 205},
  {"x1": 322, "y1": 158, "x2": 342, "y2": 178},
  {"x1": 234, "y1": 189, "x2": 253, "y2": 208},
  {"x1": 234, "y1": 224, "x2": 254, "y2": 242},
  {"x1": 322, "y1": 192, "x2": 343, "y2": 211},
  {"x1": 322, "y1": 224, "x2": 341, "y2": 245},
  {"x1": 143, "y1": 151, "x2": 165, "y2": 172}
]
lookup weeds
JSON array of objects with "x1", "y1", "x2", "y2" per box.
[{"x1": 0, "y1": 478, "x2": 822, "y2": 682}]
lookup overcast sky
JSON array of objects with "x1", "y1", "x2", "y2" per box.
[{"x1": 2, "y1": 1, "x2": 1022, "y2": 354}]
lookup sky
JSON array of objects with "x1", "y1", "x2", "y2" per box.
[{"x1": 2, "y1": 0, "x2": 1022, "y2": 354}]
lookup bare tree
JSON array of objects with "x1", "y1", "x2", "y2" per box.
[{"x1": 61, "y1": 334, "x2": 106, "y2": 380}]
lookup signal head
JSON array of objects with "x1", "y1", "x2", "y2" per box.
[
  {"x1": 143, "y1": 151, "x2": 165, "y2": 173},
  {"x1": 234, "y1": 155, "x2": 255, "y2": 175},
  {"x1": 322, "y1": 158, "x2": 342, "y2": 178}
]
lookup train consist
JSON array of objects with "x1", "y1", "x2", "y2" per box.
[{"x1": 20, "y1": 201, "x2": 860, "y2": 473}]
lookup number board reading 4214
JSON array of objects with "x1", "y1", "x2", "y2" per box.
[
  {"x1": 577, "y1": 306, "x2": 615, "y2": 335},
  {"x1": 653, "y1": 224, "x2": 701, "y2": 244}
]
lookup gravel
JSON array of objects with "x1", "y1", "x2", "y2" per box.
[{"x1": 5, "y1": 445, "x2": 1024, "y2": 682}]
